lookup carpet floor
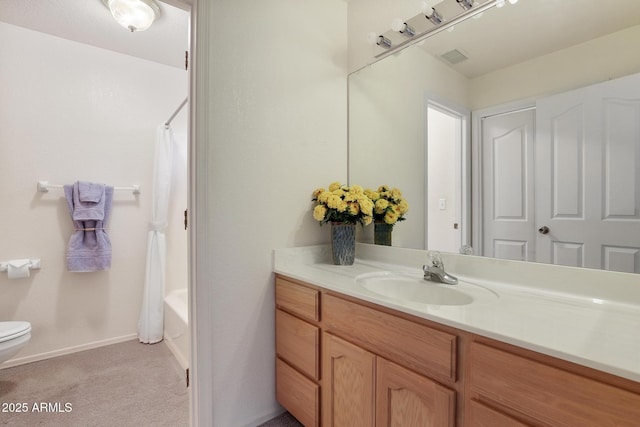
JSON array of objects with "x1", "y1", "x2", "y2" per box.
[{"x1": 0, "y1": 339, "x2": 189, "y2": 427}]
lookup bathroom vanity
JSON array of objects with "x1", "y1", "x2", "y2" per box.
[{"x1": 273, "y1": 245, "x2": 640, "y2": 426}]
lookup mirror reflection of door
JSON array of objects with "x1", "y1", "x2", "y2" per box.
[
  {"x1": 536, "y1": 73, "x2": 640, "y2": 272},
  {"x1": 426, "y1": 102, "x2": 467, "y2": 253},
  {"x1": 480, "y1": 73, "x2": 640, "y2": 273},
  {"x1": 481, "y1": 108, "x2": 536, "y2": 262}
]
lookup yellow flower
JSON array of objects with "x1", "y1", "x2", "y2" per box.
[
  {"x1": 384, "y1": 209, "x2": 398, "y2": 225},
  {"x1": 390, "y1": 188, "x2": 402, "y2": 201},
  {"x1": 397, "y1": 199, "x2": 409, "y2": 214},
  {"x1": 348, "y1": 202, "x2": 360, "y2": 215},
  {"x1": 313, "y1": 205, "x2": 327, "y2": 222},
  {"x1": 328, "y1": 182, "x2": 342, "y2": 192},
  {"x1": 358, "y1": 196, "x2": 374, "y2": 216},
  {"x1": 317, "y1": 191, "x2": 331, "y2": 203},
  {"x1": 312, "y1": 188, "x2": 325, "y2": 199},
  {"x1": 311, "y1": 181, "x2": 380, "y2": 226},
  {"x1": 349, "y1": 184, "x2": 364, "y2": 194},
  {"x1": 327, "y1": 194, "x2": 342, "y2": 210},
  {"x1": 364, "y1": 189, "x2": 379, "y2": 201},
  {"x1": 374, "y1": 198, "x2": 389, "y2": 214}
]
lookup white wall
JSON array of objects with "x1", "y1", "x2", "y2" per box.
[
  {"x1": 0, "y1": 23, "x2": 187, "y2": 364},
  {"x1": 193, "y1": 1, "x2": 347, "y2": 425}
]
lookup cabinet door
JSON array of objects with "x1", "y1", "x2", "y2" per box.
[
  {"x1": 376, "y1": 358, "x2": 455, "y2": 427},
  {"x1": 322, "y1": 333, "x2": 375, "y2": 427}
]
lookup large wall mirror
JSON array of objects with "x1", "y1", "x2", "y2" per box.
[{"x1": 349, "y1": 0, "x2": 640, "y2": 273}]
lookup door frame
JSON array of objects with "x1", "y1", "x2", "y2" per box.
[{"x1": 424, "y1": 95, "x2": 471, "y2": 251}]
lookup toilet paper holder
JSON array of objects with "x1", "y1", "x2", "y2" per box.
[{"x1": 0, "y1": 259, "x2": 41, "y2": 272}]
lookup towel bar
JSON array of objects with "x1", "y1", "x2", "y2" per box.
[{"x1": 37, "y1": 181, "x2": 140, "y2": 195}]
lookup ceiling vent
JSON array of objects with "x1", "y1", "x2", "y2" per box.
[{"x1": 441, "y1": 49, "x2": 468, "y2": 65}]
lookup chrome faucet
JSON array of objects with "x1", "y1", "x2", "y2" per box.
[{"x1": 423, "y1": 251, "x2": 458, "y2": 285}]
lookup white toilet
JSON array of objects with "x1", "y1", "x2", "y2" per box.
[{"x1": 0, "y1": 321, "x2": 31, "y2": 365}]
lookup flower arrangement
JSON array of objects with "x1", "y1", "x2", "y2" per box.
[
  {"x1": 311, "y1": 182, "x2": 374, "y2": 226},
  {"x1": 364, "y1": 185, "x2": 409, "y2": 226}
]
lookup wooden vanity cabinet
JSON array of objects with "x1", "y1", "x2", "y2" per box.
[
  {"x1": 275, "y1": 274, "x2": 640, "y2": 426},
  {"x1": 275, "y1": 274, "x2": 459, "y2": 427}
]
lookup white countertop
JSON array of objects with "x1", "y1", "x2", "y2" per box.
[{"x1": 273, "y1": 244, "x2": 640, "y2": 383}]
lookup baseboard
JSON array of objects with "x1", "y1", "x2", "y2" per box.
[
  {"x1": 164, "y1": 336, "x2": 189, "y2": 370},
  {"x1": 0, "y1": 333, "x2": 138, "y2": 370}
]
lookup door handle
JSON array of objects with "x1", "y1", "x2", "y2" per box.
[{"x1": 538, "y1": 226, "x2": 550, "y2": 235}]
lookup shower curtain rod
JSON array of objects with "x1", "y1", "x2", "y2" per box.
[{"x1": 164, "y1": 97, "x2": 188, "y2": 128}]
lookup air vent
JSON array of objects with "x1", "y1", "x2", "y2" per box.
[{"x1": 441, "y1": 49, "x2": 468, "y2": 65}]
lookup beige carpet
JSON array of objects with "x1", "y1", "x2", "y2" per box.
[{"x1": 0, "y1": 339, "x2": 189, "y2": 427}]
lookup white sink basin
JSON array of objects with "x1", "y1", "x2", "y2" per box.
[{"x1": 355, "y1": 271, "x2": 498, "y2": 306}]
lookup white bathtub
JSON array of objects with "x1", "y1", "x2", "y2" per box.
[{"x1": 164, "y1": 289, "x2": 189, "y2": 370}]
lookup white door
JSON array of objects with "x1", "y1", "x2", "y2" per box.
[
  {"x1": 536, "y1": 73, "x2": 640, "y2": 272},
  {"x1": 481, "y1": 109, "x2": 536, "y2": 261}
]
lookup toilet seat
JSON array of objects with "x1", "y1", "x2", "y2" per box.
[{"x1": 0, "y1": 321, "x2": 31, "y2": 343}]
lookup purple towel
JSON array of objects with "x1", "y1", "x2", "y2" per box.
[
  {"x1": 64, "y1": 183, "x2": 114, "y2": 272},
  {"x1": 72, "y1": 181, "x2": 106, "y2": 220}
]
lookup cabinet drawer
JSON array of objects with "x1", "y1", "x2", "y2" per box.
[
  {"x1": 276, "y1": 358, "x2": 319, "y2": 427},
  {"x1": 466, "y1": 399, "x2": 528, "y2": 427},
  {"x1": 323, "y1": 294, "x2": 457, "y2": 382},
  {"x1": 276, "y1": 276, "x2": 320, "y2": 322},
  {"x1": 469, "y1": 342, "x2": 640, "y2": 426},
  {"x1": 276, "y1": 309, "x2": 320, "y2": 380}
]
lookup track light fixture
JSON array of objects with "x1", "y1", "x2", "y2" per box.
[
  {"x1": 368, "y1": 33, "x2": 393, "y2": 49},
  {"x1": 457, "y1": 0, "x2": 474, "y2": 11},
  {"x1": 368, "y1": 0, "x2": 504, "y2": 56},
  {"x1": 391, "y1": 19, "x2": 416, "y2": 37},
  {"x1": 424, "y1": 7, "x2": 444, "y2": 25}
]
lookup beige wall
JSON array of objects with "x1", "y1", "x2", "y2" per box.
[
  {"x1": 194, "y1": 1, "x2": 348, "y2": 425},
  {"x1": 470, "y1": 24, "x2": 640, "y2": 109},
  {"x1": 349, "y1": 46, "x2": 469, "y2": 249},
  {"x1": 0, "y1": 22, "x2": 187, "y2": 363}
]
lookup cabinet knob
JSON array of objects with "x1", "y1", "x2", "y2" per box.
[{"x1": 538, "y1": 226, "x2": 550, "y2": 235}]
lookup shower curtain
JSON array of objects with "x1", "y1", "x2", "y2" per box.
[{"x1": 138, "y1": 125, "x2": 175, "y2": 344}]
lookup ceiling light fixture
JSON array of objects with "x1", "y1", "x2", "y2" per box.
[
  {"x1": 368, "y1": 33, "x2": 393, "y2": 49},
  {"x1": 102, "y1": 0, "x2": 161, "y2": 32},
  {"x1": 422, "y1": 2, "x2": 444, "y2": 25},
  {"x1": 391, "y1": 19, "x2": 416, "y2": 37},
  {"x1": 457, "y1": 0, "x2": 474, "y2": 11}
]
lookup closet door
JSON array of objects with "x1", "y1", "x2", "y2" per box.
[{"x1": 535, "y1": 73, "x2": 640, "y2": 272}]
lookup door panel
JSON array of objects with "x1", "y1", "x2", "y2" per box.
[
  {"x1": 481, "y1": 109, "x2": 536, "y2": 261},
  {"x1": 536, "y1": 73, "x2": 640, "y2": 272}
]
